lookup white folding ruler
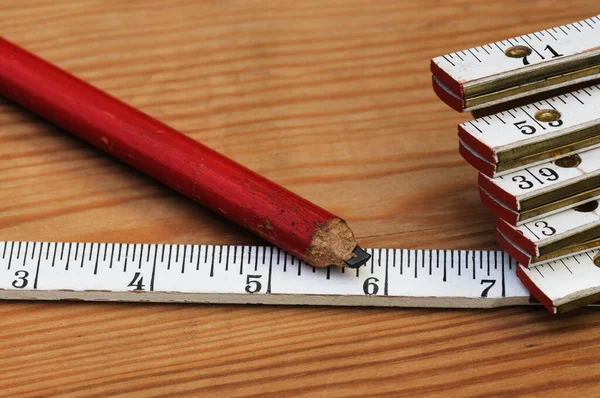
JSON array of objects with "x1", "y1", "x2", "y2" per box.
[
  {"x1": 479, "y1": 146, "x2": 600, "y2": 225},
  {"x1": 459, "y1": 85, "x2": 600, "y2": 177},
  {"x1": 497, "y1": 201, "x2": 600, "y2": 267},
  {"x1": 519, "y1": 248, "x2": 600, "y2": 313},
  {"x1": 0, "y1": 241, "x2": 530, "y2": 309},
  {"x1": 431, "y1": 14, "x2": 600, "y2": 111}
]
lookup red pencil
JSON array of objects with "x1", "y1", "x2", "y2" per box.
[{"x1": 0, "y1": 37, "x2": 369, "y2": 269}]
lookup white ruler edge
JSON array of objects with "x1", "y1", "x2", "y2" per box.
[
  {"x1": 0, "y1": 241, "x2": 531, "y2": 309},
  {"x1": 432, "y1": 15, "x2": 600, "y2": 87},
  {"x1": 479, "y1": 184, "x2": 600, "y2": 226},
  {"x1": 461, "y1": 85, "x2": 600, "y2": 156},
  {"x1": 483, "y1": 145, "x2": 600, "y2": 202},
  {"x1": 519, "y1": 248, "x2": 600, "y2": 311},
  {"x1": 514, "y1": 204, "x2": 600, "y2": 250},
  {"x1": 498, "y1": 228, "x2": 599, "y2": 268}
]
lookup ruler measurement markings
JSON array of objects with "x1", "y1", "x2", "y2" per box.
[
  {"x1": 254, "y1": 247, "x2": 260, "y2": 273},
  {"x1": 371, "y1": 249, "x2": 375, "y2": 274},
  {"x1": 467, "y1": 48, "x2": 481, "y2": 63},
  {"x1": 93, "y1": 244, "x2": 101, "y2": 275},
  {"x1": 197, "y1": 244, "x2": 203, "y2": 271},
  {"x1": 150, "y1": 245, "x2": 158, "y2": 291},
  {"x1": 442, "y1": 55, "x2": 455, "y2": 67},
  {"x1": 544, "y1": 29, "x2": 557, "y2": 41},
  {"x1": 33, "y1": 242, "x2": 44, "y2": 290},
  {"x1": 88, "y1": 243, "x2": 94, "y2": 262},
  {"x1": 536, "y1": 266, "x2": 544, "y2": 277},
  {"x1": 23, "y1": 242, "x2": 30, "y2": 268},
  {"x1": 520, "y1": 37, "x2": 544, "y2": 59},
  {"x1": 167, "y1": 244, "x2": 173, "y2": 271},
  {"x1": 181, "y1": 245, "x2": 187, "y2": 274},
  {"x1": 6, "y1": 242, "x2": 14, "y2": 269},
  {"x1": 7, "y1": 241, "x2": 599, "y2": 309},
  {"x1": 266, "y1": 248, "x2": 273, "y2": 294},
  {"x1": 501, "y1": 252, "x2": 506, "y2": 297},
  {"x1": 443, "y1": 250, "x2": 447, "y2": 282},
  {"x1": 570, "y1": 92, "x2": 584, "y2": 105},
  {"x1": 108, "y1": 243, "x2": 115, "y2": 269},
  {"x1": 210, "y1": 245, "x2": 216, "y2": 277},
  {"x1": 239, "y1": 246, "x2": 244, "y2": 274},
  {"x1": 543, "y1": 99, "x2": 556, "y2": 110},
  {"x1": 384, "y1": 249, "x2": 389, "y2": 296},
  {"x1": 139, "y1": 244, "x2": 145, "y2": 270},
  {"x1": 80, "y1": 243, "x2": 87, "y2": 268},
  {"x1": 65, "y1": 242, "x2": 72, "y2": 270},
  {"x1": 429, "y1": 249, "x2": 433, "y2": 275},
  {"x1": 467, "y1": 121, "x2": 482, "y2": 133}
]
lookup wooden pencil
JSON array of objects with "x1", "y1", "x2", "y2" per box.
[{"x1": 0, "y1": 37, "x2": 370, "y2": 269}]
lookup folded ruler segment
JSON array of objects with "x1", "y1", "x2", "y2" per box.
[
  {"x1": 460, "y1": 85, "x2": 600, "y2": 177},
  {"x1": 479, "y1": 146, "x2": 600, "y2": 225},
  {"x1": 497, "y1": 201, "x2": 600, "y2": 267},
  {"x1": 0, "y1": 242, "x2": 529, "y2": 309},
  {"x1": 518, "y1": 249, "x2": 600, "y2": 313},
  {"x1": 431, "y1": 15, "x2": 600, "y2": 111}
]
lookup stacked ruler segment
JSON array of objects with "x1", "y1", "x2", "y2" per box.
[
  {"x1": 482, "y1": 146, "x2": 600, "y2": 202},
  {"x1": 514, "y1": 205, "x2": 600, "y2": 251},
  {"x1": 0, "y1": 242, "x2": 530, "y2": 308},
  {"x1": 497, "y1": 213, "x2": 600, "y2": 268},
  {"x1": 433, "y1": 15, "x2": 600, "y2": 86},
  {"x1": 460, "y1": 86, "x2": 600, "y2": 166},
  {"x1": 518, "y1": 249, "x2": 600, "y2": 313}
]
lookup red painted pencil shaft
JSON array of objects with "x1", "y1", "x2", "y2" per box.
[{"x1": 0, "y1": 38, "x2": 367, "y2": 268}]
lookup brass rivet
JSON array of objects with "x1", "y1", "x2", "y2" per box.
[
  {"x1": 574, "y1": 201, "x2": 599, "y2": 213},
  {"x1": 593, "y1": 253, "x2": 600, "y2": 268},
  {"x1": 504, "y1": 45, "x2": 532, "y2": 58},
  {"x1": 535, "y1": 109, "x2": 561, "y2": 123},
  {"x1": 554, "y1": 154, "x2": 582, "y2": 168}
]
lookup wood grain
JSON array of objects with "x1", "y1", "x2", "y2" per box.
[{"x1": 1, "y1": 1, "x2": 599, "y2": 396}]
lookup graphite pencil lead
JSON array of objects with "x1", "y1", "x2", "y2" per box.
[{"x1": 344, "y1": 246, "x2": 371, "y2": 269}]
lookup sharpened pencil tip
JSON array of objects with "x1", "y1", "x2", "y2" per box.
[{"x1": 344, "y1": 246, "x2": 370, "y2": 269}]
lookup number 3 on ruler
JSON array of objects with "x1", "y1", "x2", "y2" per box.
[{"x1": 12, "y1": 270, "x2": 29, "y2": 289}]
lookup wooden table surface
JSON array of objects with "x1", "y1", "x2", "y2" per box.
[{"x1": 2, "y1": 1, "x2": 600, "y2": 396}]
